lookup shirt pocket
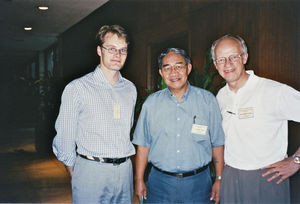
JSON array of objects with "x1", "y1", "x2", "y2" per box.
[
  {"x1": 190, "y1": 119, "x2": 210, "y2": 143},
  {"x1": 192, "y1": 133, "x2": 209, "y2": 142}
]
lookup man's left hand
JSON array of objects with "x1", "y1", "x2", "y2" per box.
[
  {"x1": 262, "y1": 157, "x2": 300, "y2": 184},
  {"x1": 210, "y1": 180, "x2": 221, "y2": 204}
]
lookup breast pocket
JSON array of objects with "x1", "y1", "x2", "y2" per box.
[
  {"x1": 192, "y1": 133, "x2": 209, "y2": 142},
  {"x1": 190, "y1": 121, "x2": 210, "y2": 143}
]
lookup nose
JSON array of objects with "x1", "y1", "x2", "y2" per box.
[
  {"x1": 224, "y1": 58, "x2": 232, "y2": 67},
  {"x1": 114, "y1": 50, "x2": 122, "y2": 57},
  {"x1": 169, "y1": 66, "x2": 179, "y2": 75}
]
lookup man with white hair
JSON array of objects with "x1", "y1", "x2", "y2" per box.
[{"x1": 211, "y1": 34, "x2": 300, "y2": 203}]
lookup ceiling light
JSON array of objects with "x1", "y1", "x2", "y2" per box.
[
  {"x1": 38, "y1": 6, "x2": 49, "y2": 10},
  {"x1": 24, "y1": 27, "x2": 32, "y2": 31}
]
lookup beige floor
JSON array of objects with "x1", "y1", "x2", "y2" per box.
[{"x1": 0, "y1": 127, "x2": 72, "y2": 203}]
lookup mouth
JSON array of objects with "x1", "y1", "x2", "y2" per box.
[
  {"x1": 111, "y1": 59, "x2": 121, "y2": 63},
  {"x1": 169, "y1": 77, "x2": 181, "y2": 82},
  {"x1": 224, "y1": 68, "x2": 235, "y2": 74}
]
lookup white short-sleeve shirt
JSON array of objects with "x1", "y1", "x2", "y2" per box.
[{"x1": 217, "y1": 70, "x2": 300, "y2": 170}]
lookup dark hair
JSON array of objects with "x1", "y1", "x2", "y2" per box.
[
  {"x1": 158, "y1": 48, "x2": 191, "y2": 69},
  {"x1": 95, "y1": 25, "x2": 129, "y2": 47}
]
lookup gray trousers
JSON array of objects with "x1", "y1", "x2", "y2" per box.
[
  {"x1": 72, "y1": 156, "x2": 133, "y2": 204},
  {"x1": 220, "y1": 165, "x2": 290, "y2": 204}
]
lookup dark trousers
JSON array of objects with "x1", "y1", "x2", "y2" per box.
[{"x1": 146, "y1": 166, "x2": 213, "y2": 204}]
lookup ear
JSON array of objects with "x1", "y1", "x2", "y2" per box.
[
  {"x1": 213, "y1": 61, "x2": 217, "y2": 68},
  {"x1": 97, "y1": 46, "x2": 102, "y2": 57},
  {"x1": 187, "y1": 64, "x2": 192, "y2": 75},
  {"x1": 242, "y1": 53, "x2": 248, "y2": 65},
  {"x1": 159, "y1": 68, "x2": 163, "y2": 77}
]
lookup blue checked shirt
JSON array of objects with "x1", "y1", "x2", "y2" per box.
[
  {"x1": 53, "y1": 66, "x2": 137, "y2": 166},
  {"x1": 132, "y1": 84, "x2": 224, "y2": 172}
]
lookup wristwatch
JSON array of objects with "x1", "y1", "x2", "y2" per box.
[
  {"x1": 216, "y1": 176, "x2": 222, "y2": 180},
  {"x1": 292, "y1": 154, "x2": 300, "y2": 164}
]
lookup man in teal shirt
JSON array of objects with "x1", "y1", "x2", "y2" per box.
[{"x1": 133, "y1": 48, "x2": 225, "y2": 204}]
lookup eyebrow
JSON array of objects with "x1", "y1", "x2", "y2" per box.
[
  {"x1": 103, "y1": 44, "x2": 128, "y2": 49},
  {"x1": 162, "y1": 62, "x2": 184, "y2": 67}
]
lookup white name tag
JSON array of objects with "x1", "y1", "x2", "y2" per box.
[
  {"x1": 191, "y1": 124, "x2": 208, "y2": 135},
  {"x1": 238, "y1": 107, "x2": 254, "y2": 119},
  {"x1": 113, "y1": 104, "x2": 121, "y2": 119}
]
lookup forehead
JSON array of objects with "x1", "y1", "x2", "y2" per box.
[
  {"x1": 215, "y1": 38, "x2": 242, "y2": 57},
  {"x1": 162, "y1": 52, "x2": 185, "y2": 64},
  {"x1": 103, "y1": 32, "x2": 127, "y2": 47}
]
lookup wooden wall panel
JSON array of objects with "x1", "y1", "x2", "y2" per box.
[
  {"x1": 258, "y1": 1, "x2": 300, "y2": 89},
  {"x1": 59, "y1": 0, "x2": 299, "y2": 200}
]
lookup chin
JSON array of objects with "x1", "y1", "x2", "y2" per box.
[{"x1": 110, "y1": 66, "x2": 123, "y2": 71}]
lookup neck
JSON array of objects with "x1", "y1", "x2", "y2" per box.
[
  {"x1": 228, "y1": 72, "x2": 250, "y2": 93},
  {"x1": 169, "y1": 83, "x2": 189, "y2": 102},
  {"x1": 99, "y1": 66, "x2": 119, "y2": 86}
]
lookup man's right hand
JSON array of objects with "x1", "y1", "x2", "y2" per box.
[
  {"x1": 135, "y1": 179, "x2": 147, "y2": 201},
  {"x1": 65, "y1": 165, "x2": 73, "y2": 177}
]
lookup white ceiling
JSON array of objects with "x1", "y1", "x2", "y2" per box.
[{"x1": 0, "y1": 0, "x2": 109, "y2": 67}]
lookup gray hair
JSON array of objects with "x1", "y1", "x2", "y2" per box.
[
  {"x1": 211, "y1": 34, "x2": 248, "y2": 60},
  {"x1": 158, "y1": 48, "x2": 191, "y2": 69}
]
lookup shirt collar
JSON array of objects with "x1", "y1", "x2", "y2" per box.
[
  {"x1": 225, "y1": 70, "x2": 258, "y2": 95},
  {"x1": 166, "y1": 81, "x2": 191, "y2": 103},
  {"x1": 93, "y1": 64, "x2": 124, "y2": 87}
]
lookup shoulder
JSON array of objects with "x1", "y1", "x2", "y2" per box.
[
  {"x1": 68, "y1": 72, "x2": 94, "y2": 87},
  {"x1": 62, "y1": 72, "x2": 94, "y2": 95},
  {"x1": 191, "y1": 85, "x2": 214, "y2": 96},
  {"x1": 121, "y1": 77, "x2": 137, "y2": 97},
  {"x1": 190, "y1": 86, "x2": 216, "y2": 102},
  {"x1": 258, "y1": 76, "x2": 286, "y2": 89},
  {"x1": 143, "y1": 89, "x2": 167, "y2": 106},
  {"x1": 122, "y1": 77, "x2": 136, "y2": 90},
  {"x1": 216, "y1": 86, "x2": 226, "y2": 100}
]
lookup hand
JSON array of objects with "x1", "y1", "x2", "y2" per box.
[
  {"x1": 65, "y1": 166, "x2": 73, "y2": 184},
  {"x1": 261, "y1": 157, "x2": 300, "y2": 184},
  {"x1": 135, "y1": 179, "x2": 147, "y2": 201},
  {"x1": 210, "y1": 179, "x2": 221, "y2": 204},
  {"x1": 65, "y1": 165, "x2": 73, "y2": 177}
]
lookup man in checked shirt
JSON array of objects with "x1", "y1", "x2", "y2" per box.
[{"x1": 53, "y1": 25, "x2": 137, "y2": 204}]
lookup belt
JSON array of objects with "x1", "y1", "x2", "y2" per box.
[
  {"x1": 152, "y1": 164, "x2": 208, "y2": 178},
  {"x1": 79, "y1": 154, "x2": 129, "y2": 165}
]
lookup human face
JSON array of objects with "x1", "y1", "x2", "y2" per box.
[
  {"x1": 214, "y1": 38, "x2": 248, "y2": 88},
  {"x1": 159, "y1": 52, "x2": 192, "y2": 95},
  {"x1": 97, "y1": 32, "x2": 128, "y2": 72}
]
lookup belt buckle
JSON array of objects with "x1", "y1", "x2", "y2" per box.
[
  {"x1": 112, "y1": 158, "x2": 120, "y2": 166},
  {"x1": 175, "y1": 173, "x2": 183, "y2": 178}
]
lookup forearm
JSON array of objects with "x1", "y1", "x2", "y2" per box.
[
  {"x1": 294, "y1": 147, "x2": 300, "y2": 171},
  {"x1": 212, "y1": 145, "x2": 224, "y2": 177},
  {"x1": 135, "y1": 145, "x2": 150, "y2": 181}
]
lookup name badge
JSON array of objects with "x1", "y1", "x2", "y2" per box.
[
  {"x1": 238, "y1": 107, "x2": 254, "y2": 119},
  {"x1": 113, "y1": 104, "x2": 120, "y2": 119},
  {"x1": 191, "y1": 124, "x2": 208, "y2": 135}
]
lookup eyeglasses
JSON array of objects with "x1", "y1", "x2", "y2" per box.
[
  {"x1": 161, "y1": 64, "x2": 187, "y2": 74},
  {"x1": 214, "y1": 53, "x2": 244, "y2": 65},
  {"x1": 102, "y1": 46, "x2": 128, "y2": 55}
]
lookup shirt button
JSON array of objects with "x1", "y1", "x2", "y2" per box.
[
  {"x1": 177, "y1": 103, "x2": 180, "y2": 106},
  {"x1": 177, "y1": 150, "x2": 180, "y2": 153},
  {"x1": 177, "y1": 133, "x2": 180, "y2": 137},
  {"x1": 177, "y1": 166, "x2": 180, "y2": 169},
  {"x1": 177, "y1": 117, "x2": 180, "y2": 121}
]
